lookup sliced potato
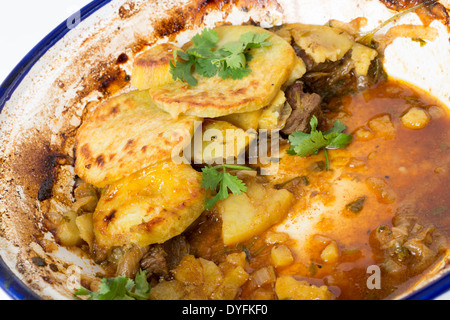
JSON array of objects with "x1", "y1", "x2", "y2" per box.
[
  {"x1": 93, "y1": 160, "x2": 206, "y2": 248},
  {"x1": 285, "y1": 56, "x2": 307, "y2": 86},
  {"x1": 281, "y1": 23, "x2": 354, "y2": 64},
  {"x1": 75, "y1": 90, "x2": 201, "y2": 187},
  {"x1": 271, "y1": 244, "x2": 294, "y2": 267},
  {"x1": 188, "y1": 119, "x2": 255, "y2": 165},
  {"x1": 258, "y1": 90, "x2": 291, "y2": 131},
  {"x1": 131, "y1": 43, "x2": 179, "y2": 90},
  {"x1": 148, "y1": 25, "x2": 296, "y2": 118},
  {"x1": 217, "y1": 177, "x2": 295, "y2": 245}
]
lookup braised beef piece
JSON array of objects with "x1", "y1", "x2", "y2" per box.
[
  {"x1": 140, "y1": 235, "x2": 190, "y2": 279},
  {"x1": 140, "y1": 245, "x2": 169, "y2": 279},
  {"x1": 281, "y1": 81, "x2": 323, "y2": 135},
  {"x1": 162, "y1": 234, "x2": 190, "y2": 270}
]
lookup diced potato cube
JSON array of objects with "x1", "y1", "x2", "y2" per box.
[
  {"x1": 354, "y1": 127, "x2": 374, "y2": 140},
  {"x1": 366, "y1": 177, "x2": 396, "y2": 204},
  {"x1": 225, "y1": 252, "x2": 247, "y2": 269},
  {"x1": 368, "y1": 115, "x2": 396, "y2": 140},
  {"x1": 149, "y1": 280, "x2": 185, "y2": 300},
  {"x1": 351, "y1": 43, "x2": 378, "y2": 76},
  {"x1": 320, "y1": 241, "x2": 339, "y2": 263},
  {"x1": 218, "y1": 178, "x2": 295, "y2": 245},
  {"x1": 265, "y1": 231, "x2": 290, "y2": 245},
  {"x1": 173, "y1": 255, "x2": 204, "y2": 286},
  {"x1": 401, "y1": 107, "x2": 430, "y2": 130},
  {"x1": 275, "y1": 276, "x2": 335, "y2": 300},
  {"x1": 199, "y1": 258, "x2": 223, "y2": 297},
  {"x1": 211, "y1": 266, "x2": 249, "y2": 300},
  {"x1": 271, "y1": 245, "x2": 294, "y2": 267}
]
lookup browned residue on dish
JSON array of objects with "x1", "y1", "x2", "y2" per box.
[{"x1": 380, "y1": 0, "x2": 449, "y2": 26}]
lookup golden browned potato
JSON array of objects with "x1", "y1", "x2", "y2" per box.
[
  {"x1": 75, "y1": 90, "x2": 201, "y2": 188},
  {"x1": 148, "y1": 25, "x2": 296, "y2": 118},
  {"x1": 258, "y1": 90, "x2": 291, "y2": 131},
  {"x1": 189, "y1": 119, "x2": 255, "y2": 165},
  {"x1": 218, "y1": 109, "x2": 263, "y2": 131},
  {"x1": 351, "y1": 43, "x2": 378, "y2": 76},
  {"x1": 93, "y1": 160, "x2": 206, "y2": 248},
  {"x1": 217, "y1": 178, "x2": 295, "y2": 245},
  {"x1": 282, "y1": 23, "x2": 354, "y2": 64},
  {"x1": 131, "y1": 43, "x2": 179, "y2": 90},
  {"x1": 275, "y1": 276, "x2": 335, "y2": 300}
]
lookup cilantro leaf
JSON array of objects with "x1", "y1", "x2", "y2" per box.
[
  {"x1": 169, "y1": 28, "x2": 272, "y2": 85},
  {"x1": 201, "y1": 165, "x2": 253, "y2": 210},
  {"x1": 191, "y1": 28, "x2": 219, "y2": 49},
  {"x1": 74, "y1": 269, "x2": 151, "y2": 300},
  {"x1": 287, "y1": 116, "x2": 352, "y2": 169},
  {"x1": 169, "y1": 52, "x2": 197, "y2": 86}
]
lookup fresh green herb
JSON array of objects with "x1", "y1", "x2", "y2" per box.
[
  {"x1": 74, "y1": 269, "x2": 151, "y2": 300},
  {"x1": 286, "y1": 116, "x2": 352, "y2": 169},
  {"x1": 309, "y1": 261, "x2": 318, "y2": 276},
  {"x1": 345, "y1": 196, "x2": 367, "y2": 214},
  {"x1": 170, "y1": 29, "x2": 272, "y2": 86},
  {"x1": 201, "y1": 164, "x2": 254, "y2": 210},
  {"x1": 411, "y1": 37, "x2": 428, "y2": 47},
  {"x1": 357, "y1": 1, "x2": 433, "y2": 47},
  {"x1": 431, "y1": 205, "x2": 447, "y2": 215}
]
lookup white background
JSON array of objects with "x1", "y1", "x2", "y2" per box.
[{"x1": 0, "y1": 0, "x2": 448, "y2": 301}]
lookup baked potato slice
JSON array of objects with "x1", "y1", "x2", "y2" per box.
[
  {"x1": 93, "y1": 160, "x2": 206, "y2": 248},
  {"x1": 75, "y1": 90, "x2": 201, "y2": 188},
  {"x1": 217, "y1": 109, "x2": 262, "y2": 132},
  {"x1": 131, "y1": 43, "x2": 179, "y2": 90},
  {"x1": 148, "y1": 25, "x2": 296, "y2": 118},
  {"x1": 258, "y1": 90, "x2": 292, "y2": 131},
  {"x1": 279, "y1": 23, "x2": 354, "y2": 64},
  {"x1": 189, "y1": 119, "x2": 255, "y2": 165}
]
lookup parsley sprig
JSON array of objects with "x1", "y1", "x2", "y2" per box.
[
  {"x1": 201, "y1": 164, "x2": 254, "y2": 210},
  {"x1": 74, "y1": 269, "x2": 151, "y2": 300},
  {"x1": 170, "y1": 28, "x2": 272, "y2": 86},
  {"x1": 287, "y1": 116, "x2": 352, "y2": 170}
]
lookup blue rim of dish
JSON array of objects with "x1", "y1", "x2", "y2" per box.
[
  {"x1": 0, "y1": 0, "x2": 112, "y2": 300},
  {"x1": 0, "y1": 0, "x2": 449, "y2": 301}
]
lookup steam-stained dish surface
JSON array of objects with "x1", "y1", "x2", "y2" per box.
[{"x1": 0, "y1": 0, "x2": 449, "y2": 300}]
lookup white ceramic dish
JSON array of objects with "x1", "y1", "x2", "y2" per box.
[{"x1": 0, "y1": 0, "x2": 449, "y2": 300}]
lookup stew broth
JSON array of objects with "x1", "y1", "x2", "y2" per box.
[{"x1": 186, "y1": 79, "x2": 450, "y2": 300}]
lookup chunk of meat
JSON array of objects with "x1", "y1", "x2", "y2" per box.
[
  {"x1": 162, "y1": 235, "x2": 191, "y2": 271},
  {"x1": 115, "y1": 245, "x2": 149, "y2": 278},
  {"x1": 140, "y1": 245, "x2": 169, "y2": 279},
  {"x1": 281, "y1": 81, "x2": 322, "y2": 135},
  {"x1": 139, "y1": 235, "x2": 190, "y2": 279}
]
